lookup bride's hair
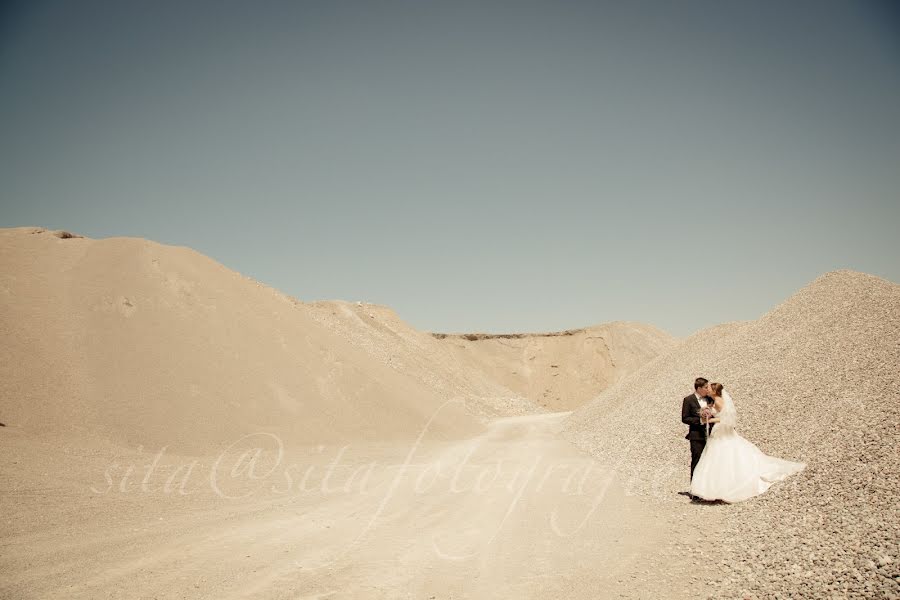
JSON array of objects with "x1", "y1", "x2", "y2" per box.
[{"x1": 710, "y1": 382, "x2": 724, "y2": 397}]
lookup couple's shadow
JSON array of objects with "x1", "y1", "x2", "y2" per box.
[{"x1": 677, "y1": 490, "x2": 729, "y2": 505}]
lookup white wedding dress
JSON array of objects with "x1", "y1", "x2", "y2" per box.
[{"x1": 690, "y1": 390, "x2": 806, "y2": 503}]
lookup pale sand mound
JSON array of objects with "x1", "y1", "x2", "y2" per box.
[
  {"x1": 560, "y1": 269, "x2": 900, "y2": 598},
  {"x1": 430, "y1": 322, "x2": 675, "y2": 411},
  {"x1": 303, "y1": 300, "x2": 541, "y2": 419},
  {"x1": 0, "y1": 227, "x2": 483, "y2": 453}
]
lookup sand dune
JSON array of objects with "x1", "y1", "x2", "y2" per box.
[
  {"x1": 0, "y1": 227, "x2": 481, "y2": 453},
  {"x1": 303, "y1": 300, "x2": 542, "y2": 419},
  {"x1": 305, "y1": 301, "x2": 674, "y2": 413},
  {"x1": 430, "y1": 322, "x2": 675, "y2": 411}
]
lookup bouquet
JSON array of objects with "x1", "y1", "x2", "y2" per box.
[{"x1": 700, "y1": 405, "x2": 714, "y2": 437}]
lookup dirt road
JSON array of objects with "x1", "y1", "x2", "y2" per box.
[{"x1": 1, "y1": 412, "x2": 710, "y2": 599}]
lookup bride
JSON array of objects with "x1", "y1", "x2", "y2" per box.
[{"x1": 690, "y1": 382, "x2": 806, "y2": 503}]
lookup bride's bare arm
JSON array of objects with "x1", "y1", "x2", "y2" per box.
[{"x1": 705, "y1": 398, "x2": 726, "y2": 423}]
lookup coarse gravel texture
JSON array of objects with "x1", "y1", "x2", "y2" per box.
[{"x1": 561, "y1": 270, "x2": 900, "y2": 599}]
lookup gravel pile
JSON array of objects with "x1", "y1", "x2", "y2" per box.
[{"x1": 560, "y1": 270, "x2": 900, "y2": 599}]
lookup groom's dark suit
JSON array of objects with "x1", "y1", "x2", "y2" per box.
[{"x1": 682, "y1": 393, "x2": 715, "y2": 480}]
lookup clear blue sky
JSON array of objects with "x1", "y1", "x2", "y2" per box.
[{"x1": 2, "y1": 0, "x2": 898, "y2": 337}]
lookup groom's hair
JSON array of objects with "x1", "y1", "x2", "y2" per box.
[{"x1": 694, "y1": 377, "x2": 709, "y2": 390}]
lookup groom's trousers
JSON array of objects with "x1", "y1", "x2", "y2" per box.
[{"x1": 689, "y1": 439, "x2": 706, "y2": 480}]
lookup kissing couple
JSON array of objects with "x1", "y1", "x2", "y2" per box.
[{"x1": 681, "y1": 377, "x2": 805, "y2": 503}]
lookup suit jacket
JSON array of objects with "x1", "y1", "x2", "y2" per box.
[{"x1": 681, "y1": 393, "x2": 715, "y2": 441}]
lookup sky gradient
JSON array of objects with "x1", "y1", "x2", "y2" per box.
[{"x1": 2, "y1": 0, "x2": 898, "y2": 337}]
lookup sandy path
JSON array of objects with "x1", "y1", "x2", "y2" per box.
[{"x1": 1, "y1": 413, "x2": 711, "y2": 599}]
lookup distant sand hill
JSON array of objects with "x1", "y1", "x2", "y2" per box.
[
  {"x1": 304, "y1": 301, "x2": 675, "y2": 413},
  {"x1": 0, "y1": 227, "x2": 670, "y2": 453},
  {"x1": 429, "y1": 323, "x2": 674, "y2": 411}
]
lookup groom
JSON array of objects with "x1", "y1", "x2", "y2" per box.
[{"x1": 681, "y1": 377, "x2": 715, "y2": 492}]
